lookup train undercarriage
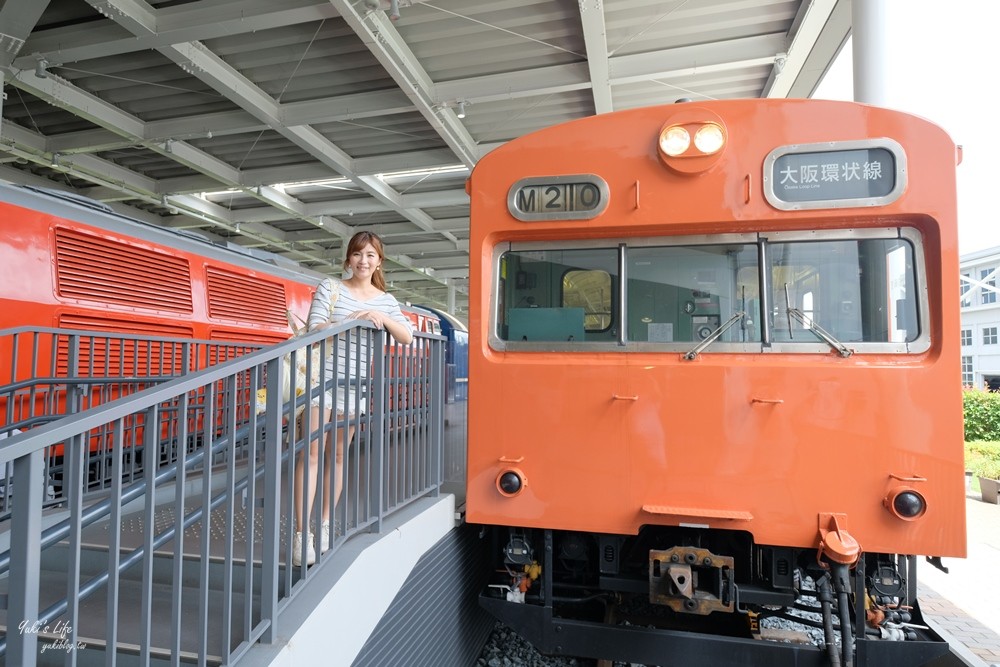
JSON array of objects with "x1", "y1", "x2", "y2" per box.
[{"x1": 480, "y1": 526, "x2": 975, "y2": 667}]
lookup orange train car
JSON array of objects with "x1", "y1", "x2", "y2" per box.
[{"x1": 466, "y1": 99, "x2": 968, "y2": 666}]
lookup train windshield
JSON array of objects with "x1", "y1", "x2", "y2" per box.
[
  {"x1": 768, "y1": 237, "x2": 918, "y2": 345},
  {"x1": 493, "y1": 230, "x2": 923, "y2": 353}
]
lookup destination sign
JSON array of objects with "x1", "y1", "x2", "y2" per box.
[
  {"x1": 764, "y1": 140, "x2": 906, "y2": 210},
  {"x1": 508, "y1": 175, "x2": 609, "y2": 221}
]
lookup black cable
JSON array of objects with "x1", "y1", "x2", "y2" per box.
[
  {"x1": 817, "y1": 573, "x2": 842, "y2": 667},
  {"x1": 831, "y1": 563, "x2": 855, "y2": 667}
]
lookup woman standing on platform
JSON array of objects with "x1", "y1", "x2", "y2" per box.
[{"x1": 293, "y1": 231, "x2": 413, "y2": 566}]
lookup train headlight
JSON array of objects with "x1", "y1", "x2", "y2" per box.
[
  {"x1": 883, "y1": 487, "x2": 926, "y2": 520},
  {"x1": 656, "y1": 109, "x2": 728, "y2": 173},
  {"x1": 497, "y1": 469, "x2": 526, "y2": 497},
  {"x1": 659, "y1": 126, "x2": 691, "y2": 157},
  {"x1": 693, "y1": 123, "x2": 725, "y2": 154}
]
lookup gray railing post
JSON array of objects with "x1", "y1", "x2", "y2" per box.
[
  {"x1": 371, "y1": 330, "x2": 387, "y2": 533},
  {"x1": 430, "y1": 337, "x2": 444, "y2": 495},
  {"x1": 8, "y1": 449, "x2": 44, "y2": 666},
  {"x1": 64, "y1": 439, "x2": 86, "y2": 665},
  {"x1": 260, "y1": 356, "x2": 283, "y2": 643},
  {"x1": 169, "y1": 393, "x2": 190, "y2": 658},
  {"x1": 64, "y1": 333, "x2": 84, "y2": 664},
  {"x1": 140, "y1": 404, "x2": 161, "y2": 666},
  {"x1": 66, "y1": 333, "x2": 85, "y2": 417}
]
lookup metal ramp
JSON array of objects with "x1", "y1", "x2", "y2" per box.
[{"x1": 6, "y1": 482, "x2": 289, "y2": 665}]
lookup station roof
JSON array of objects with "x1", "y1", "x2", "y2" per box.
[{"x1": 0, "y1": 0, "x2": 852, "y2": 317}]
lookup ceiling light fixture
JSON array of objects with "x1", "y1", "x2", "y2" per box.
[
  {"x1": 389, "y1": 0, "x2": 400, "y2": 21},
  {"x1": 456, "y1": 101, "x2": 467, "y2": 119},
  {"x1": 35, "y1": 59, "x2": 49, "y2": 79}
]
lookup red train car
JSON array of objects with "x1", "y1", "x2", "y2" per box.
[
  {"x1": 0, "y1": 184, "x2": 316, "y2": 344},
  {"x1": 0, "y1": 183, "x2": 440, "y2": 480},
  {"x1": 0, "y1": 182, "x2": 439, "y2": 381},
  {"x1": 466, "y1": 99, "x2": 967, "y2": 666}
]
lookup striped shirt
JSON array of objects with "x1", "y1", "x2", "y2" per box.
[
  {"x1": 306, "y1": 277, "x2": 411, "y2": 333},
  {"x1": 305, "y1": 277, "x2": 412, "y2": 387}
]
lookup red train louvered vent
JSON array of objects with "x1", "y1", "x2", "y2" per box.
[
  {"x1": 56, "y1": 314, "x2": 195, "y2": 377},
  {"x1": 55, "y1": 228, "x2": 194, "y2": 313},
  {"x1": 205, "y1": 266, "x2": 288, "y2": 327}
]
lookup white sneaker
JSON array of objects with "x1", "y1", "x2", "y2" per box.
[
  {"x1": 321, "y1": 521, "x2": 331, "y2": 553},
  {"x1": 292, "y1": 531, "x2": 316, "y2": 566}
]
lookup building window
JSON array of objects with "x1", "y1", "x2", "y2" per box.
[
  {"x1": 981, "y1": 269, "x2": 996, "y2": 304},
  {"x1": 985, "y1": 327, "x2": 998, "y2": 345},
  {"x1": 962, "y1": 356, "x2": 974, "y2": 386},
  {"x1": 961, "y1": 273, "x2": 972, "y2": 306},
  {"x1": 961, "y1": 329, "x2": 972, "y2": 346}
]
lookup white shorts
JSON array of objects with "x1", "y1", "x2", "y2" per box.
[{"x1": 313, "y1": 380, "x2": 367, "y2": 417}]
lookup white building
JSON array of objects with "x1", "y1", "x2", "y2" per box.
[{"x1": 960, "y1": 247, "x2": 1000, "y2": 389}]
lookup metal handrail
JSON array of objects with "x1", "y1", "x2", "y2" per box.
[
  {"x1": 0, "y1": 321, "x2": 445, "y2": 664},
  {"x1": 0, "y1": 367, "x2": 340, "y2": 573},
  {"x1": 1, "y1": 327, "x2": 270, "y2": 513}
]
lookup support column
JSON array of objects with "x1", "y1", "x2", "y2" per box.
[{"x1": 851, "y1": 0, "x2": 889, "y2": 105}]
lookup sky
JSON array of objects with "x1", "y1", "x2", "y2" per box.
[{"x1": 811, "y1": 0, "x2": 999, "y2": 256}]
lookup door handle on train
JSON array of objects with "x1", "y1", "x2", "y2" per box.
[
  {"x1": 750, "y1": 398, "x2": 784, "y2": 404},
  {"x1": 612, "y1": 394, "x2": 638, "y2": 401}
]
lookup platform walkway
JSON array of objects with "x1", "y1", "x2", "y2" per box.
[{"x1": 919, "y1": 486, "x2": 1000, "y2": 667}]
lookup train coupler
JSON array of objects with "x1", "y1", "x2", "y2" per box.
[
  {"x1": 817, "y1": 512, "x2": 861, "y2": 568},
  {"x1": 648, "y1": 546, "x2": 735, "y2": 614}
]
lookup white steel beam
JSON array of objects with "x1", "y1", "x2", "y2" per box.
[
  {"x1": 0, "y1": 0, "x2": 51, "y2": 68},
  {"x1": 578, "y1": 0, "x2": 613, "y2": 114},
  {"x1": 765, "y1": 0, "x2": 841, "y2": 98},
  {"x1": 327, "y1": 0, "x2": 479, "y2": 170},
  {"x1": 12, "y1": 0, "x2": 338, "y2": 69}
]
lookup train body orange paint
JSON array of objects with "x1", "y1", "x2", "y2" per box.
[{"x1": 466, "y1": 99, "x2": 967, "y2": 665}]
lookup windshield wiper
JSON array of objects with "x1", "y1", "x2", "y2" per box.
[
  {"x1": 684, "y1": 311, "x2": 746, "y2": 360},
  {"x1": 783, "y1": 284, "x2": 852, "y2": 358}
]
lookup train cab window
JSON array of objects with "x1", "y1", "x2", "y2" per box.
[
  {"x1": 766, "y1": 237, "x2": 919, "y2": 345},
  {"x1": 498, "y1": 246, "x2": 618, "y2": 343},
  {"x1": 492, "y1": 231, "x2": 925, "y2": 354},
  {"x1": 626, "y1": 243, "x2": 760, "y2": 344}
]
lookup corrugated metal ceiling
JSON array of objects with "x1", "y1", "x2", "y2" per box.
[{"x1": 0, "y1": 0, "x2": 851, "y2": 318}]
